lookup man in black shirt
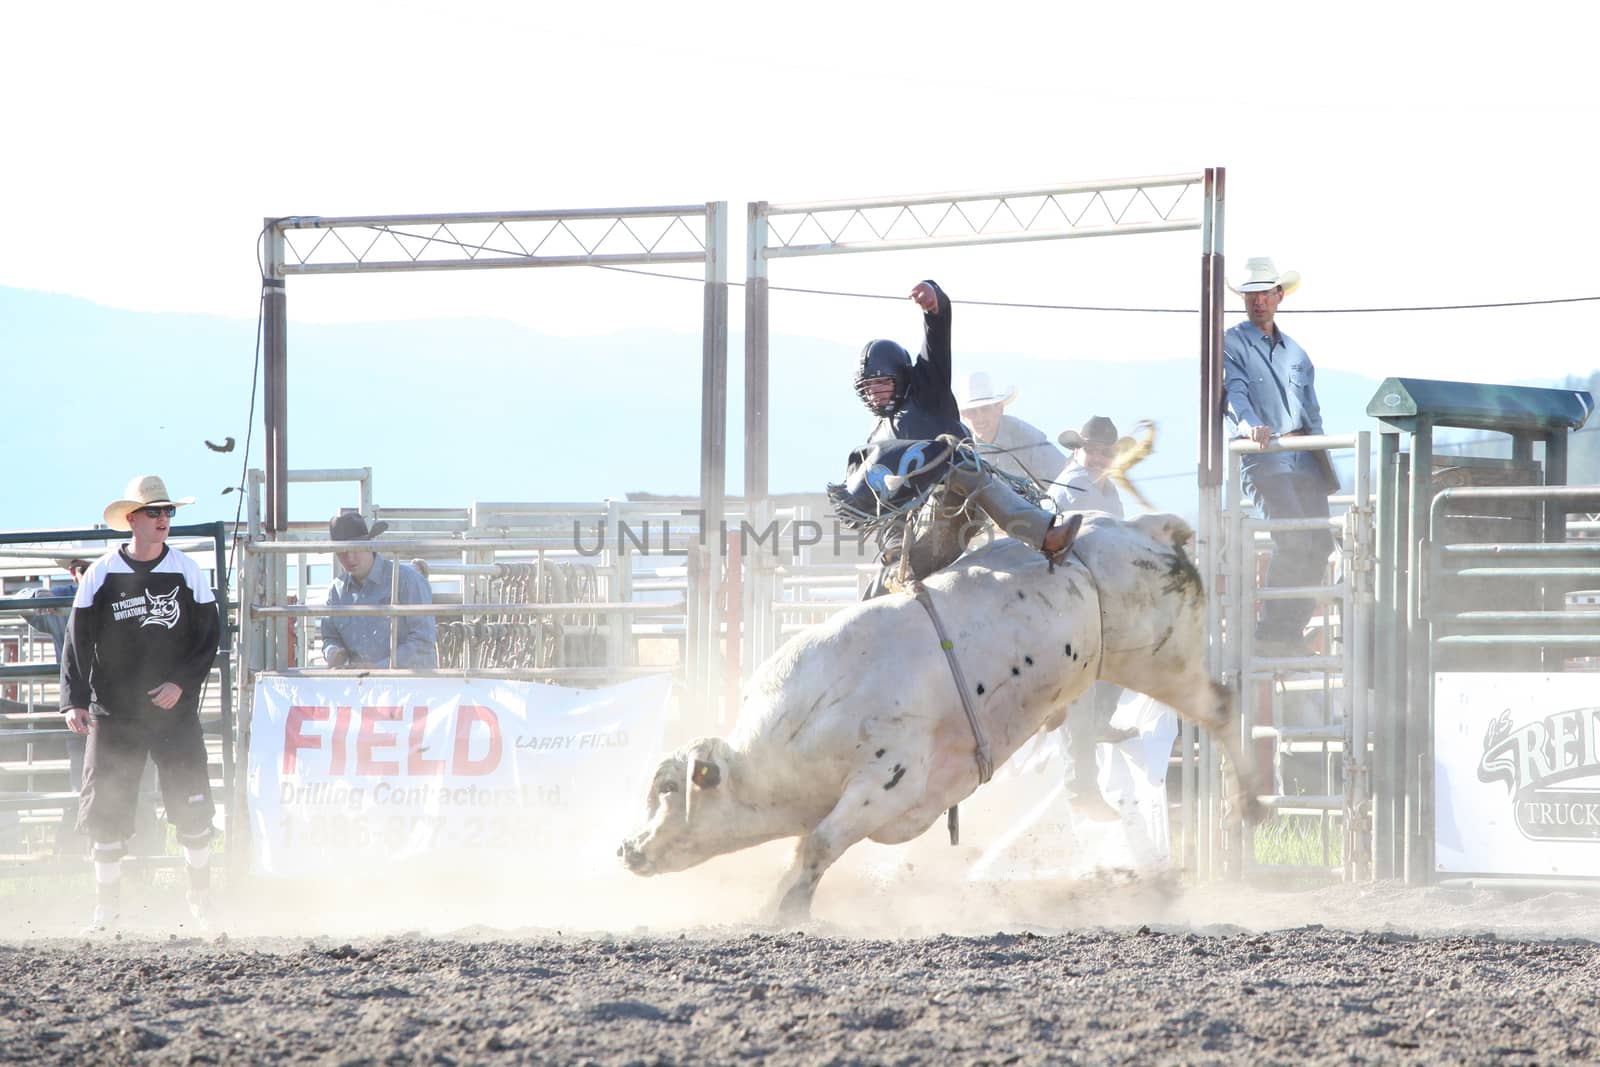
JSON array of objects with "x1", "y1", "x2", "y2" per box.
[{"x1": 62, "y1": 475, "x2": 221, "y2": 936}]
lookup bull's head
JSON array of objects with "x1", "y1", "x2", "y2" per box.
[{"x1": 617, "y1": 737, "x2": 742, "y2": 877}]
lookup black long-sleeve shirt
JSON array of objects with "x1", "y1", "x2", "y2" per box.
[
  {"x1": 61, "y1": 545, "x2": 220, "y2": 715},
  {"x1": 867, "y1": 280, "x2": 968, "y2": 444}
]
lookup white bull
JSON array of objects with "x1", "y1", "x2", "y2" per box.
[{"x1": 618, "y1": 514, "x2": 1264, "y2": 921}]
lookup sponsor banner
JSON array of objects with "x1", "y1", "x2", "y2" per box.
[
  {"x1": 1435, "y1": 673, "x2": 1600, "y2": 877},
  {"x1": 248, "y1": 674, "x2": 671, "y2": 878}
]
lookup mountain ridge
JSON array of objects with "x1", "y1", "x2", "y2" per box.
[{"x1": 5, "y1": 284, "x2": 1582, "y2": 532}]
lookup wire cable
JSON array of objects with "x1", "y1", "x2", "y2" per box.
[{"x1": 327, "y1": 223, "x2": 1600, "y2": 316}]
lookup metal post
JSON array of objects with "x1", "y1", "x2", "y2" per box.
[
  {"x1": 231, "y1": 540, "x2": 255, "y2": 877},
  {"x1": 296, "y1": 551, "x2": 309, "y2": 667},
  {"x1": 1180, "y1": 718, "x2": 1197, "y2": 874},
  {"x1": 1348, "y1": 431, "x2": 1373, "y2": 880},
  {"x1": 1543, "y1": 430, "x2": 1570, "y2": 672},
  {"x1": 699, "y1": 202, "x2": 730, "y2": 728},
  {"x1": 262, "y1": 222, "x2": 288, "y2": 537},
  {"x1": 261, "y1": 223, "x2": 291, "y2": 671},
  {"x1": 1199, "y1": 167, "x2": 1227, "y2": 492},
  {"x1": 1391, "y1": 439, "x2": 1412, "y2": 878},
  {"x1": 1225, "y1": 448, "x2": 1249, "y2": 879},
  {"x1": 1191, "y1": 167, "x2": 1227, "y2": 880},
  {"x1": 389, "y1": 547, "x2": 402, "y2": 667},
  {"x1": 723, "y1": 536, "x2": 743, "y2": 732},
  {"x1": 1404, "y1": 419, "x2": 1434, "y2": 884},
  {"x1": 1199, "y1": 169, "x2": 1217, "y2": 493},
  {"x1": 743, "y1": 203, "x2": 771, "y2": 689},
  {"x1": 1372, "y1": 431, "x2": 1398, "y2": 878},
  {"x1": 744, "y1": 203, "x2": 771, "y2": 526}
]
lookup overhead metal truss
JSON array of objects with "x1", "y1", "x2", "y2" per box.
[
  {"x1": 273, "y1": 206, "x2": 716, "y2": 275},
  {"x1": 757, "y1": 174, "x2": 1205, "y2": 260},
  {"x1": 743, "y1": 172, "x2": 1222, "y2": 507}
]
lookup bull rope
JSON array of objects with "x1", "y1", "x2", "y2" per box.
[
  {"x1": 907, "y1": 578, "x2": 994, "y2": 786},
  {"x1": 1066, "y1": 541, "x2": 1107, "y2": 681}
]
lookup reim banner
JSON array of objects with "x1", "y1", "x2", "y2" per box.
[{"x1": 1434, "y1": 673, "x2": 1600, "y2": 878}]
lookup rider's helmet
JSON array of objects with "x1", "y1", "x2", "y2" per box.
[{"x1": 854, "y1": 339, "x2": 913, "y2": 415}]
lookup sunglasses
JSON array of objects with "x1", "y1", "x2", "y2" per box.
[{"x1": 135, "y1": 505, "x2": 177, "y2": 519}]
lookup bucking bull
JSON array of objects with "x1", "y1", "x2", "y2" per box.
[{"x1": 618, "y1": 513, "x2": 1265, "y2": 921}]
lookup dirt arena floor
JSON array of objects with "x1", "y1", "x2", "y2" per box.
[{"x1": 4, "y1": 846, "x2": 1599, "y2": 1066}]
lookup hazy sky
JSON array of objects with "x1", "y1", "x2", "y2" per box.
[{"x1": 5, "y1": 2, "x2": 1598, "y2": 390}]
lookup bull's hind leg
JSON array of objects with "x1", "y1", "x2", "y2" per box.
[
  {"x1": 768, "y1": 769, "x2": 927, "y2": 924},
  {"x1": 1142, "y1": 671, "x2": 1267, "y2": 825}
]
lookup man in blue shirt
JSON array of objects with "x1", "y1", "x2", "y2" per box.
[
  {"x1": 321, "y1": 512, "x2": 438, "y2": 669},
  {"x1": 1222, "y1": 258, "x2": 1336, "y2": 656},
  {"x1": 26, "y1": 557, "x2": 91, "y2": 849}
]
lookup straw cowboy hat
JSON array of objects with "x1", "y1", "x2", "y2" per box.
[
  {"x1": 953, "y1": 370, "x2": 1018, "y2": 409},
  {"x1": 103, "y1": 475, "x2": 195, "y2": 531},
  {"x1": 1229, "y1": 257, "x2": 1300, "y2": 296},
  {"x1": 1058, "y1": 415, "x2": 1119, "y2": 450}
]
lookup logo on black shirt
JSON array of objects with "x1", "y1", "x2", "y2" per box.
[{"x1": 139, "y1": 586, "x2": 182, "y2": 630}]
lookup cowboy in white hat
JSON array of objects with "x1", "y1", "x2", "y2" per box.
[
  {"x1": 953, "y1": 370, "x2": 1066, "y2": 487},
  {"x1": 102, "y1": 474, "x2": 196, "y2": 532},
  {"x1": 62, "y1": 474, "x2": 222, "y2": 935},
  {"x1": 1222, "y1": 258, "x2": 1335, "y2": 657}
]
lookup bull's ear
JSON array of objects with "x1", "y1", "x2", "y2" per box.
[{"x1": 691, "y1": 759, "x2": 722, "y2": 789}]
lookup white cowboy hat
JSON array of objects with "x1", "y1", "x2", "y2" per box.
[
  {"x1": 103, "y1": 475, "x2": 195, "y2": 531},
  {"x1": 1229, "y1": 257, "x2": 1301, "y2": 297},
  {"x1": 954, "y1": 370, "x2": 1017, "y2": 409}
]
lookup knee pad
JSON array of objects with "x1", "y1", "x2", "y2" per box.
[
  {"x1": 90, "y1": 838, "x2": 128, "y2": 863},
  {"x1": 175, "y1": 824, "x2": 215, "y2": 850}
]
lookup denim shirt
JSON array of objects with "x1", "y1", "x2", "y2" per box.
[
  {"x1": 320, "y1": 555, "x2": 438, "y2": 668},
  {"x1": 1222, "y1": 320, "x2": 1323, "y2": 478},
  {"x1": 24, "y1": 583, "x2": 75, "y2": 659}
]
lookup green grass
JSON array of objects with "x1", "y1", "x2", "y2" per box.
[{"x1": 1252, "y1": 814, "x2": 1344, "y2": 867}]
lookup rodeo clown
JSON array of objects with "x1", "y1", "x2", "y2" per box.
[
  {"x1": 830, "y1": 279, "x2": 1082, "y2": 598},
  {"x1": 62, "y1": 475, "x2": 222, "y2": 936}
]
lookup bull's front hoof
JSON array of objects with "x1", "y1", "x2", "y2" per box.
[
  {"x1": 1235, "y1": 793, "x2": 1268, "y2": 826},
  {"x1": 617, "y1": 841, "x2": 654, "y2": 876},
  {"x1": 770, "y1": 885, "x2": 814, "y2": 927}
]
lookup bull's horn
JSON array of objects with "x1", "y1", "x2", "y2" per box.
[{"x1": 683, "y1": 745, "x2": 699, "y2": 825}]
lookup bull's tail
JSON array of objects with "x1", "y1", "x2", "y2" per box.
[{"x1": 1129, "y1": 512, "x2": 1193, "y2": 551}]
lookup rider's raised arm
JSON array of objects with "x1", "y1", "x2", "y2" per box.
[{"x1": 912, "y1": 279, "x2": 952, "y2": 397}]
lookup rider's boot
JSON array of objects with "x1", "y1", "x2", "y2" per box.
[{"x1": 945, "y1": 467, "x2": 1081, "y2": 559}]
